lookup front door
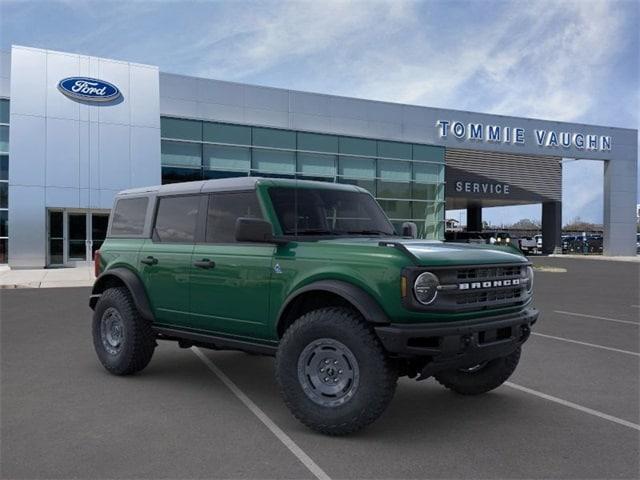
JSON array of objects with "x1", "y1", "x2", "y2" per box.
[
  {"x1": 189, "y1": 191, "x2": 274, "y2": 339},
  {"x1": 139, "y1": 194, "x2": 202, "y2": 327}
]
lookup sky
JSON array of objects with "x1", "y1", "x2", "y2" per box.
[{"x1": 1, "y1": 0, "x2": 638, "y2": 226}]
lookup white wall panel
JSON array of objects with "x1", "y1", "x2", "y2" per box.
[
  {"x1": 198, "y1": 78, "x2": 244, "y2": 106},
  {"x1": 46, "y1": 51, "x2": 80, "y2": 121},
  {"x1": 130, "y1": 126, "x2": 161, "y2": 187},
  {"x1": 10, "y1": 47, "x2": 46, "y2": 116},
  {"x1": 8, "y1": 185, "x2": 46, "y2": 267},
  {"x1": 98, "y1": 122, "x2": 130, "y2": 190},
  {"x1": 130, "y1": 66, "x2": 160, "y2": 128},
  {"x1": 46, "y1": 186, "x2": 79, "y2": 207},
  {"x1": 45, "y1": 117, "x2": 79, "y2": 188},
  {"x1": 9, "y1": 114, "x2": 46, "y2": 186},
  {"x1": 244, "y1": 85, "x2": 288, "y2": 112},
  {"x1": 98, "y1": 60, "x2": 130, "y2": 125}
]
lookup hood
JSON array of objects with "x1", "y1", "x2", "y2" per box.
[
  {"x1": 318, "y1": 237, "x2": 526, "y2": 266},
  {"x1": 397, "y1": 240, "x2": 526, "y2": 266}
]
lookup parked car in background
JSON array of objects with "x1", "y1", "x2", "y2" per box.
[
  {"x1": 518, "y1": 236, "x2": 539, "y2": 255},
  {"x1": 445, "y1": 230, "x2": 512, "y2": 246}
]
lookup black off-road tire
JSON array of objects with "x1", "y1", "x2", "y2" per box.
[
  {"x1": 434, "y1": 347, "x2": 521, "y2": 395},
  {"x1": 92, "y1": 287, "x2": 156, "y2": 375},
  {"x1": 275, "y1": 307, "x2": 398, "y2": 436}
]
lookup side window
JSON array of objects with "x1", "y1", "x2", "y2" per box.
[
  {"x1": 206, "y1": 192, "x2": 263, "y2": 243},
  {"x1": 154, "y1": 195, "x2": 200, "y2": 243},
  {"x1": 110, "y1": 197, "x2": 148, "y2": 236}
]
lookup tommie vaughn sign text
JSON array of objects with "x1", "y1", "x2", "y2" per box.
[{"x1": 436, "y1": 120, "x2": 612, "y2": 152}]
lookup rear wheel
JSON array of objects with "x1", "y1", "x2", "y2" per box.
[
  {"x1": 92, "y1": 287, "x2": 156, "y2": 375},
  {"x1": 276, "y1": 307, "x2": 397, "y2": 435},
  {"x1": 434, "y1": 348, "x2": 521, "y2": 395}
]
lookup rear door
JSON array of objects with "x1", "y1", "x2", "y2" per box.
[
  {"x1": 189, "y1": 191, "x2": 274, "y2": 339},
  {"x1": 139, "y1": 194, "x2": 204, "y2": 327}
]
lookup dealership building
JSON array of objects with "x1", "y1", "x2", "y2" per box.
[{"x1": 0, "y1": 45, "x2": 637, "y2": 268}]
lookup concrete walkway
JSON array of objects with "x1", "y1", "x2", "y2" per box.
[{"x1": 0, "y1": 266, "x2": 95, "y2": 289}]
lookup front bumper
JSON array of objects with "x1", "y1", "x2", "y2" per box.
[{"x1": 374, "y1": 307, "x2": 538, "y2": 378}]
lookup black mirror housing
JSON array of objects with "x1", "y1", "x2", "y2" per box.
[
  {"x1": 235, "y1": 218, "x2": 281, "y2": 243},
  {"x1": 401, "y1": 221, "x2": 418, "y2": 239}
]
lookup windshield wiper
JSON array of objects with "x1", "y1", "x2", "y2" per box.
[{"x1": 294, "y1": 229, "x2": 338, "y2": 235}]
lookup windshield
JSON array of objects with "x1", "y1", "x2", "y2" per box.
[{"x1": 268, "y1": 187, "x2": 396, "y2": 237}]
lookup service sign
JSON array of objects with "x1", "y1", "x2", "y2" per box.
[{"x1": 58, "y1": 77, "x2": 121, "y2": 102}]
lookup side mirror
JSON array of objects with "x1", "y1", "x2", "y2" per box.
[
  {"x1": 401, "y1": 221, "x2": 418, "y2": 239},
  {"x1": 235, "y1": 218, "x2": 282, "y2": 243}
]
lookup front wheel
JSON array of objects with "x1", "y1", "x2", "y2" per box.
[
  {"x1": 434, "y1": 348, "x2": 521, "y2": 395},
  {"x1": 275, "y1": 307, "x2": 398, "y2": 436}
]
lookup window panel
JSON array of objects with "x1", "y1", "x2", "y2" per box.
[
  {"x1": 339, "y1": 137, "x2": 377, "y2": 157},
  {"x1": 252, "y1": 148, "x2": 295, "y2": 174},
  {"x1": 110, "y1": 197, "x2": 148, "y2": 236},
  {"x1": 154, "y1": 195, "x2": 200, "y2": 243},
  {"x1": 0, "y1": 210, "x2": 7, "y2": 237},
  {"x1": 206, "y1": 192, "x2": 263, "y2": 243},
  {"x1": 0, "y1": 182, "x2": 7, "y2": 208},
  {"x1": 377, "y1": 180, "x2": 411, "y2": 199},
  {"x1": 161, "y1": 117, "x2": 202, "y2": 141},
  {"x1": 0, "y1": 238, "x2": 8, "y2": 263},
  {"x1": 378, "y1": 160, "x2": 411, "y2": 181},
  {"x1": 203, "y1": 122, "x2": 251, "y2": 145},
  {"x1": 0, "y1": 99, "x2": 9, "y2": 124},
  {"x1": 161, "y1": 140, "x2": 201, "y2": 167},
  {"x1": 338, "y1": 178, "x2": 376, "y2": 196},
  {"x1": 162, "y1": 166, "x2": 202, "y2": 184},
  {"x1": 413, "y1": 144, "x2": 445, "y2": 163},
  {"x1": 203, "y1": 144, "x2": 250, "y2": 171},
  {"x1": 252, "y1": 127, "x2": 296, "y2": 149},
  {"x1": 338, "y1": 156, "x2": 375, "y2": 179},
  {"x1": 0, "y1": 155, "x2": 7, "y2": 181},
  {"x1": 412, "y1": 182, "x2": 439, "y2": 201},
  {"x1": 377, "y1": 200, "x2": 411, "y2": 219},
  {"x1": 0, "y1": 126, "x2": 8, "y2": 154},
  {"x1": 203, "y1": 170, "x2": 248, "y2": 180},
  {"x1": 297, "y1": 132, "x2": 339, "y2": 153},
  {"x1": 297, "y1": 153, "x2": 336, "y2": 177},
  {"x1": 378, "y1": 141, "x2": 411, "y2": 160},
  {"x1": 413, "y1": 163, "x2": 443, "y2": 183}
]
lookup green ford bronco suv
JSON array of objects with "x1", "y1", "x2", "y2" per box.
[{"x1": 90, "y1": 177, "x2": 538, "y2": 435}]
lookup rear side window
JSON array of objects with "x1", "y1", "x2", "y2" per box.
[
  {"x1": 110, "y1": 197, "x2": 148, "y2": 236},
  {"x1": 154, "y1": 195, "x2": 200, "y2": 243},
  {"x1": 206, "y1": 192, "x2": 263, "y2": 243}
]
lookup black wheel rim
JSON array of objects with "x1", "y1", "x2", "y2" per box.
[
  {"x1": 458, "y1": 362, "x2": 488, "y2": 373},
  {"x1": 100, "y1": 307, "x2": 124, "y2": 355},
  {"x1": 297, "y1": 338, "x2": 360, "y2": 407}
]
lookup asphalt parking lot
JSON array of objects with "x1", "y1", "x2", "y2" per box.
[{"x1": 1, "y1": 257, "x2": 639, "y2": 479}]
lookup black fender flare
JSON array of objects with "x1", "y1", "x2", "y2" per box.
[
  {"x1": 90, "y1": 268, "x2": 155, "y2": 322},
  {"x1": 277, "y1": 280, "x2": 390, "y2": 334}
]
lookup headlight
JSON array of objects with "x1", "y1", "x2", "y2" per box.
[
  {"x1": 489, "y1": 237, "x2": 496, "y2": 244},
  {"x1": 525, "y1": 266, "x2": 534, "y2": 293},
  {"x1": 414, "y1": 272, "x2": 439, "y2": 305}
]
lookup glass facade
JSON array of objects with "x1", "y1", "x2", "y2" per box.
[
  {"x1": 0, "y1": 99, "x2": 8, "y2": 263},
  {"x1": 160, "y1": 117, "x2": 445, "y2": 238}
]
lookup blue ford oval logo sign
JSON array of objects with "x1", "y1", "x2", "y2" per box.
[{"x1": 58, "y1": 77, "x2": 121, "y2": 102}]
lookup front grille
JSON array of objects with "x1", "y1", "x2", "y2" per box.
[
  {"x1": 456, "y1": 265, "x2": 523, "y2": 281},
  {"x1": 455, "y1": 287, "x2": 523, "y2": 306},
  {"x1": 404, "y1": 263, "x2": 531, "y2": 312}
]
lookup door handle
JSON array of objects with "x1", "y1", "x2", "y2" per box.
[
  {"x1": 193, "y1": 259, "x2": 216, "y2": 269},
  {"x1": 141, "y1": 256, "x2": 158, "y2": 266}
]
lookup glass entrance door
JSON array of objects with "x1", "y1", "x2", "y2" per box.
[
  {"x1": 91, "y1": 213, "x2": 109, "y2": 257},
  {"x1": 68, "y1": 213, "x2": 87, "y2": 261},
  {"x1": 48, "y1": 211, "x2": 64, "y2": 266},
  {"x1": 46, "y1": 209, "x2": 110, "y2": 267}
]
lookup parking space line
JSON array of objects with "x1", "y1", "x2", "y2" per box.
[
  {"x1": 554, "y1": 310, "x2": 639, "y2": 326},
  {"x1": 505, "y1": 382, "x2": 640, "y2": 431},
  {"x1": 191, "y1": 347, "x2": 331, "y2": 480},
  {"x1": 532, "y1": 332, "x2": 639, "y2": 356}
]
